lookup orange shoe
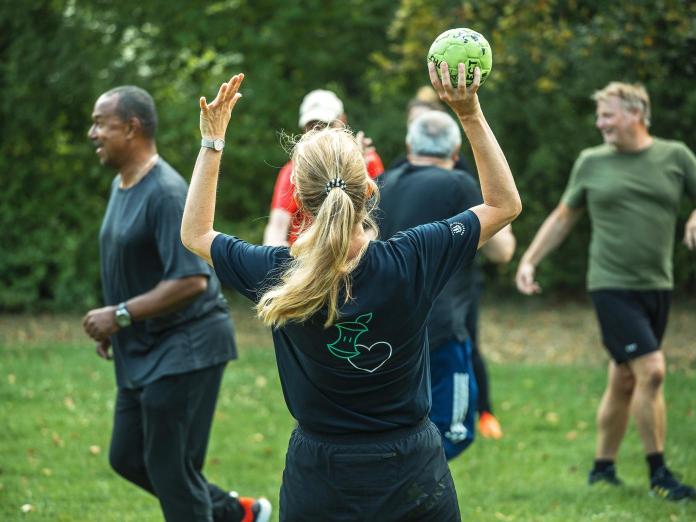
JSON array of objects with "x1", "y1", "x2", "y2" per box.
[
  {"x1": 231, "y1": 492, "x2": 272, "y2": 522},
  {"x1": 478, "y1": 411, "x2": 503, "y2": 439}
]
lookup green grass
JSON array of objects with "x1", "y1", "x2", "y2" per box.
[{"x1": 1, "y1": 297, "x2": 695, "y2": 521}]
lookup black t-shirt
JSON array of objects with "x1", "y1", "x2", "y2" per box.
[
  {"x1": 211, "y1": 210, "x2": 480, "y2": 434},
  {"x1": 376, "y1": 163, "x2": 483, "y2": 349},
  {"x1": 99, "y1": 158, "x2": 236, "y2": 389}
]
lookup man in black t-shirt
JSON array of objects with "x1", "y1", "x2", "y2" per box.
[
  {"x1": 378, "y1": 110, "x2": 515, "y2": 459},
  {"x1": 82, "y1": 86, "x2": 270, "y2": 522},
  {"x1": 390, "y1": 88, "x2": 507, "y2": 440}
]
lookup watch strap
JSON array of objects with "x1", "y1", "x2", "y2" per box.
[
  {"x1": 115, "y1": 302, "x2": 132, "y2": 327},
  {"x1": 201, "y1": 137, "x2": 225, "y2": 151}
]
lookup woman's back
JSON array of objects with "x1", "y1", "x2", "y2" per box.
[{"x1": 211, "y1": 209, "x2": 480, "y2": 433}]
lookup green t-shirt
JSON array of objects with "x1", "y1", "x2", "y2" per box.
[{"x1": 561, "y1": 138, "x2": 696, "y2": 290}]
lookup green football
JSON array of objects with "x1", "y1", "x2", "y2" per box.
[{"x1": 427, "y1": 28, "x2": 493, "y2": 87}]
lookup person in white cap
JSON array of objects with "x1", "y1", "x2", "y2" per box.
[{"x1": 263, "y1": 89, "x2": 384, "y2": 246}]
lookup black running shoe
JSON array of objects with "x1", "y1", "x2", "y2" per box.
[
  {"x1": 650, "y1": 467, "x2": 696, "y2": 501},
  {"x1": 588, "y1": 464, "x2": 623, "y2": 486}
]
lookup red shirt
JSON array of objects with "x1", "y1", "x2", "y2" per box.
[{"x1": 270, "y1": 150, "x2": 384, "y2": 244}]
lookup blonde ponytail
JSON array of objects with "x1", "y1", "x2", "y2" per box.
[{"x1": 256, "y1": 127, "x2": 378, "y2": 328}]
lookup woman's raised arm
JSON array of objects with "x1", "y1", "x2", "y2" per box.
[
  {"x1": 429, "y1": 62, "x2": 521, "y2": 246},
  {"x1": 181, "y1": 73, "x2": 245, "y2": 264}
]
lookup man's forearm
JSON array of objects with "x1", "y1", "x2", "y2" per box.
[
  {"x1": 123, "y1": 277, "x2": 207, "y2": 321},
  {"x1": 521, "y1": 205, "x2": 580, "y2": 266},
  {"x1": 482, "y1": 225, "x2": 516, "y2": 264}
]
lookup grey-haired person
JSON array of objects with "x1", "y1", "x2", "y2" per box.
[{"x1": 516, "y1": 81, "x2": 696, "y2": 501}]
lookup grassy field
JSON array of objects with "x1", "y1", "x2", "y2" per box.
[{"x1": 1, "y1": 295, "x2": 695, "y2": 521}]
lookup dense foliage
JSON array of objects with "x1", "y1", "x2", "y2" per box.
[{"x1": 3, "y1": 0, "x2": 696, "y2": 310}]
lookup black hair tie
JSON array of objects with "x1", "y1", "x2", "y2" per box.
[{"x1": 324, "y1": 177, "x2": 347, "y2": 195}]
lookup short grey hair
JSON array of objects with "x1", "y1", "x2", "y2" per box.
[
  {"x1": 406, "y1": 110, "x2": 461, "y2": 158},
  {"x1": 592, "y1": 81, "x2": 651, "y2": 127}
]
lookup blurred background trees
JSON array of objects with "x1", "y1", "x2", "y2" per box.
[{"x1": 2, "y1": 0, "x2": 696, "y2": 310}]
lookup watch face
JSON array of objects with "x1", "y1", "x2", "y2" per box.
[
  {"x1": 115, "y1": 307, "x2": 131, "y2": 327},
  {"x1": 214, "y1": 139, "x2": 224, "y2": 151}
]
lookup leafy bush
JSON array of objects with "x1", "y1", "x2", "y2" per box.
[{"x1": 2, "y1": 1, "x2": 695, "y2": 310}]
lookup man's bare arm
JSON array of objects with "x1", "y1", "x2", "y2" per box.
[
  {"x1": 480, "y1": 224, "x2": 515, "y2": 264},
  {"x1": 684, "y1": 208, "x2": 696, "y2": 250},
  {"x1": 515, "y1": 203, "x2": 584, "y2": 294}
]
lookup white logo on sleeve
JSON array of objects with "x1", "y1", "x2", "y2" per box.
[
  {"x1": 625, "y1": 343, "x2": 638, "y2": 353},
  {"x1": 450, "y1": 222, "x2": 466, "y2": 236}
]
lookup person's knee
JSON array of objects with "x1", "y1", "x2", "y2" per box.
[
  {"x1": 629, "y1": 351, "x2": 665, "y2": 393},
  {"x1": 608, "y1": 364, "x2": 635, "y2": 401},
  {"x1": 638, "y1": 363, "x2": 665, "y2": 391}
]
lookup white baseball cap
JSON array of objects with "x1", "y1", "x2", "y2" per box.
[{"x1": 298, "y1": 89, "x2": 344, "y2": 128}]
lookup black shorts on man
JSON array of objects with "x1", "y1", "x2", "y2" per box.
[{"x1": 589, "y1": 289, "x2": 671, "y2": 364}]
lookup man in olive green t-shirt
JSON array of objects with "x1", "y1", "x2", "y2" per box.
[{"x1": 515, "y1": 82, "x2": 696, "y2": 501}]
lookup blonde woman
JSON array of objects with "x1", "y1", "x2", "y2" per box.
[{"x1": 182, "y1": 63, "x2": 521, "y2": 521}]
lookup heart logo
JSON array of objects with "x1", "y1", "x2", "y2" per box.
[{"x1": 348, "y1": 342, "x2": 393, "y2": 373}]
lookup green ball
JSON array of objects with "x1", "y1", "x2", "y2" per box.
[{"x1": 427, "y1": 28, "x2": 493, "y2": 87}]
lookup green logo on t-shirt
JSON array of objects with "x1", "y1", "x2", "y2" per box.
[{"x1": 326, "y1": 313, "x2": 392, "y2": 373}]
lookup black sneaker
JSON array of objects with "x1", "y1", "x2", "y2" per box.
[
  {"x1": 588, "y1": 464, "x2": 623, "y2": 486},
  {"x1": 650, "y1": 466, "x2": 696, "y2": 501}
]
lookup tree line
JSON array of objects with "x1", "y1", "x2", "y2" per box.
[{"x1": 2, "y1": 0, "x2": 695, "y2": 310}]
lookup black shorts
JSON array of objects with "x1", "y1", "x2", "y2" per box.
[
  {"x1": 589, "y1": 289, "x2": 671, "y2": 364},
  {"x1": 279, "y1": 419, "x2": 460, "y2": 522}
]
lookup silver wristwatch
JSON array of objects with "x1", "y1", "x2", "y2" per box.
[
  {"x1": 201, "y1": 138, "x2": 225, "y2": 151},
  {"x1": 114, "y1": 302, "x2": 132, "y2": 328}
]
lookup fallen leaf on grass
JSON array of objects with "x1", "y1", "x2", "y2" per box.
[
  {"x1": 545, "y1": 411, "x2": 559, "y2": 424},
  {"x1": 64, "y1": 397, "x2": 75, "y2": 411},
  {"x1": 89, "y1": 445, "x2": 101, "y2": 455},
  {"x1": 21, "y1": 504, "x2": 34, "y2": 513},
  {"x1": 565, "y1": 431, "x2": 578, "y2": 441},
  {"x1": 52, "y1": 433, "x2": 64, "y2": 447}
]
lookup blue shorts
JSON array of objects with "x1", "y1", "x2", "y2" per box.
[{"x1": 429, "y1": 338, "x2": 478, "y2": 460}]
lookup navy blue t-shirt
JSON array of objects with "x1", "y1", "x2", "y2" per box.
[{"x1": 211, "y1": 210, "x2": 480, "y2": 434}]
